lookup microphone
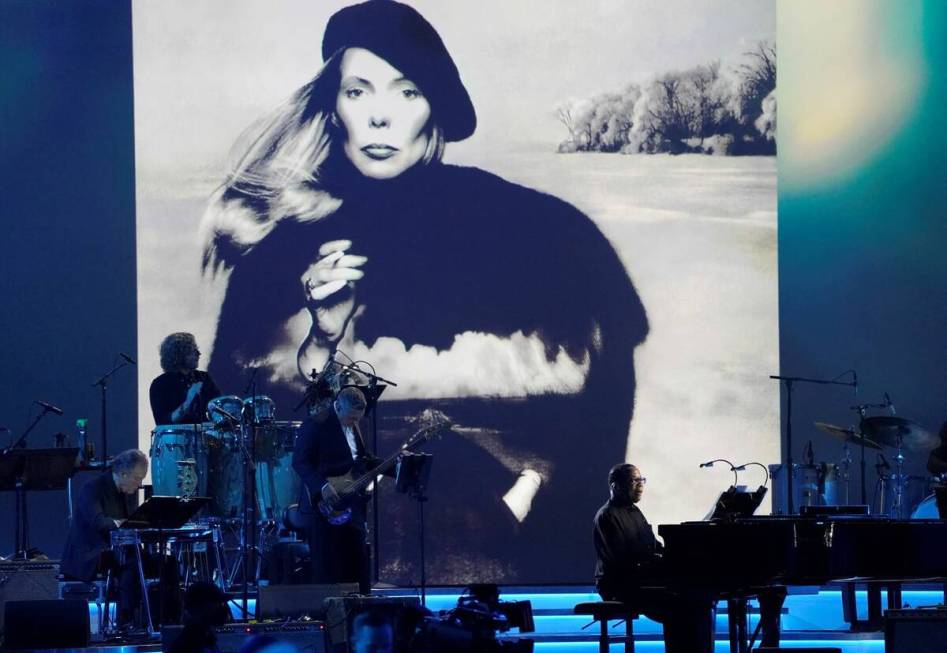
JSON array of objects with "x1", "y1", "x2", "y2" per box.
[
  {"x1": 699, "y1": 459, "x2": 735, "y2": 469},
  {"x1": 852, "y1": 370, "x2": 858, "y2": 396},
  {"x1": 700, "y1": 458, "x2": 739, "y2": 487},
  {"x1": 120, "y1": 352, "x2": 137, "y2": 365},
  {"x1": 35, "y1": 400, "x2": 63, "y2": 415},
  {"x1": 733, "y1": 461, "x2": 772, "y2": 487}
]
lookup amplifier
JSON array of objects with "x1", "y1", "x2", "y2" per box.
[
  {"x1": 885, "y1": 608, "x2": 947, "y2": 652},
  {"x1": 323, "y1": 595, "x2": 421, "y2": 646},
  {"x1": 162, "y1": 621, "x2": 328, "y2": 653},
  {"x1": 0, "y1": 561, "x2": 59, "y2": 632},
  {"x1": 258, "y1": 583, "x2": 359, "y2": 619}
]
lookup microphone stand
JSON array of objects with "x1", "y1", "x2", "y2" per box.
[
  {"x1": 3, "y1": 404, "x2": 58, "y2": 455},
  {"x1": 770, "y1": 373, "x2": 856, "y2": 515},
  {"x1": 335, "y1": 359, "x2": 397, "y2": 591},
  {"x1": 92, "y1": 358, "x2": 133, "y2": 461}
]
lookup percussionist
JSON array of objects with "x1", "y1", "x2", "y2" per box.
[{"x1": 149, "y1": 332, "x2": 221, "y2": 425}]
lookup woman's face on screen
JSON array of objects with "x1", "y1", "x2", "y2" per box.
[{"x1": 335, "y1": 47, "x2": 432, "y2": 180}]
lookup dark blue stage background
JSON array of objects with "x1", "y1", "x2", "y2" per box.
[
  {"x1": 0, "y1": 0, "x2": 138, "y2": 557},
  {"x1": 1, "y1": 0, "x2": 946, "y2": 563}
]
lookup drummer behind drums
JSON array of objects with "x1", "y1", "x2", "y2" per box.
[
  {"x1": 150, "y1": 332, "x2": 222, "y2": 425},
  {"x1": 926, "y1": 422, "x2": 947, "y2": 478}
]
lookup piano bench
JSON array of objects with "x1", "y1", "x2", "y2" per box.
[{"x1": 574, "y1": 601, "x2": 639, "y2": 653}]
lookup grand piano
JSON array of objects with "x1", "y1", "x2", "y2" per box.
[{"x1": 658, "y1": 516, "x2": 947, "y2": 652}]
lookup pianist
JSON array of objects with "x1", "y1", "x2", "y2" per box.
[
  {"x1": 62, "y1": 449, "x2": 148, "y2": 625},
  {"x1": 593, "y1": 463, "x2": 714, "y2": 653},
  {"x1": 61, "y1": 449, "x2": 180, "y2": 628}
]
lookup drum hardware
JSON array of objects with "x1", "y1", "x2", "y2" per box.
[
  {"x1": 858, "y1": 415, "x2": 936, "y2": 451},
  {"x1": 207, "y1": 396, "x2": 243, "y2": 429},
  {"x1": 815, "y1": 422, "x2": 882, "y2": 450},
  {"x1": 770, "y1": 371, "x2": 858, "y2": 515},
  {"x1": 243, "y1": 396, "x2": 276, "y2": 425},
  {"x1": 811, "y1": 391, "x2": 936, "y2": 519}
]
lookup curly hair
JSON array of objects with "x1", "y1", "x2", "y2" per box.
[{"x1": 159, "y1": 332, "x2": 198, "y2": 372}]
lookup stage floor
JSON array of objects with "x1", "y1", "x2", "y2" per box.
[{"x1": 15, "y1": 584, "x2": 941, "y2": 652}]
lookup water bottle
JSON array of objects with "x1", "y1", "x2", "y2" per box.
[{"x1": 76, "y1": 418, "x2": 92, "y2": 464}]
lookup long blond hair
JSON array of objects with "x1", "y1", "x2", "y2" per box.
[{"x1": 200, "y1": 50, "x2": 445, "y2": 275}]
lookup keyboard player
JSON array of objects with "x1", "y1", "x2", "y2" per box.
[
  {"x1": 61, "y1": 449, "x2": 180, "y2": 628},
  {"x1": 593, "y1": 463, "x2": 714, "y2": 653}
]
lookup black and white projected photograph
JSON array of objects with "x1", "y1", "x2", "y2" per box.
[{"x1": 133, "y1": 0, "x2": 778, "y2": 584}]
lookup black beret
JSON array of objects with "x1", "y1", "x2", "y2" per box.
[{"x1": 322, "y1": 0, "x2": 476, "y2": 142}]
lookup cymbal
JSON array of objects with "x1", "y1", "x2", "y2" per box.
[
  {"x1": 859, "y1": 415, "x2": 936, "y2": 450},
  {"x1": 814, "y1": 421, "x2": 882, "y2": 450}
]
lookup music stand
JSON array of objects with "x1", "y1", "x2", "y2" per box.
[
  {"x1": 707, "y1": 485, "x2": 768, "y2": 521},
  {"x1": 395, "y1": 453, "x2": 434, "y2": 605},
  {"x1": 0, "y1": 448, "x2": 79, "y2": 557},
  {"x1": 122, "y1": 495, "x2": 211, "y2": 529}
]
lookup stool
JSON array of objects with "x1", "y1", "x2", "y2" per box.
[{"x1": 574, "y1": 601, "x2": 638, "y2": 653}]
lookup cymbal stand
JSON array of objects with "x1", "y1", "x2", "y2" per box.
[
  {"x1": 892, "y1": 434, "x2": 906, "y2": 519},
  {"x1": 851, "y1": 399, "x2": 888, "y2": 509},
  {"x1": 839, "y1": 443, "x2": 853, "y2": 504}
]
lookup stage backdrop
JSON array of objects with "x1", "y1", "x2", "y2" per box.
[{"x1": 133, "y1": 0, "x2": 778, "y2": 584}]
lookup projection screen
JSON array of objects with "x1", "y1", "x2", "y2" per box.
[{"x1": 134, "y1": 0, "x2": 778, "y2": 584}]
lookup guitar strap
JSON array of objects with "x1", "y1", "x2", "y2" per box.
[{"x1": 352, "y1": 422, "x2": 369, "y2": 458}]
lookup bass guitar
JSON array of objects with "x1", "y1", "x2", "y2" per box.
[{"x1": 317, "y1": 416, "x2": 450, "y2": 525}]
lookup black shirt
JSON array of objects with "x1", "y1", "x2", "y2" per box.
[
  {"x1": 593, "y1": 498, "x2": 663, "y2": 596},
  {"x1": 149, "y1": 370, "x2": 221, "y2": 425}
]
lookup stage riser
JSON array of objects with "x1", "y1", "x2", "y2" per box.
[{"x1": 72, "y1": 588, "x2": 943, "y2": 641}]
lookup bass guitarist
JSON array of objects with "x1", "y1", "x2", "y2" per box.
[{"x1": 292, "y1": 386, "x2": 386, "y2": 592}]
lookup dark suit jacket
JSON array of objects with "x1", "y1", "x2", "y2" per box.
[
  {"x1": 61, "y1": 472, "x2": 137, "y2": 581},
  {"x1": 291, "y1": 409, "x2": 365, "y2": 515}
]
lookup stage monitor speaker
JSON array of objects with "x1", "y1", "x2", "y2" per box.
[
  {"x1": 2, "y1": 599, "x2": 90, "y2": 649},
  {"x1": 0, "y1": 561, "x2": 59, "y2": 632},
  {"x1": 162, "y1": 622, "x2": 328, "y2": 653},
  {"x1": 885, "y1": 608, "x2": 947, "y2": 652},
  {"x1": 323, "y1": 595, "x2": 421, "y2": 647},
  {"x1": 257, "y1": 583, "x2": 359, "y2": 620}
]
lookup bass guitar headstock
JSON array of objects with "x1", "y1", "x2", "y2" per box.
[{"x1": 403, "y1": 408, "x2": 454, "y2": 450}]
